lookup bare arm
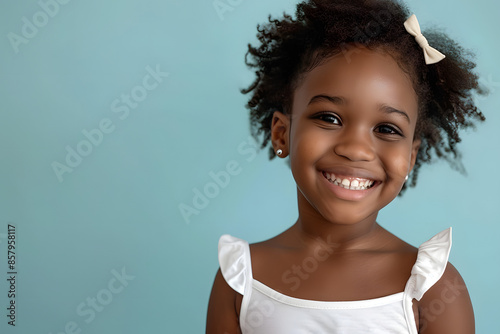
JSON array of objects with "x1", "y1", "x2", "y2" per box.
[
  {"x1": 206, "y1": 268, "x2": 242, "y2": 334},
  {"x1": 418, "y1": 263, "x2": 474, "y2": 334}
]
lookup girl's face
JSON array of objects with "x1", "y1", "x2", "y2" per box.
[{"x1": 273, "y1": 47, "x2": 420, "y2": 226}]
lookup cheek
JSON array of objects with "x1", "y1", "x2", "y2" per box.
[
  {"x1": 383, "y1": 145, "x2": 413, "y2": 179},
  {"x1": 289, "y1": 125, "x2": 329, "y2": 183},
  {"x1": 289, "y1": 124, "x2": 331, "y2": 165}
]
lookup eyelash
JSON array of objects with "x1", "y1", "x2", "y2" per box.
[
  {"x1": 313, "y1": 112, "x2": 341, "y2": 125},
  {"x1": 375, "y1": 124, "x2": 403, "y2": 136},
  {"x1": 312, "y1": 112, "x2": 404, "y2": 137}
]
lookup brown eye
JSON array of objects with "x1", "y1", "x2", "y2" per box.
[
  {"x1": 375, "y1": 124, "x2": 403, "y2": 136},
  {"x1": 314, "y1": 113, "x2": 341, "y2": 125}
]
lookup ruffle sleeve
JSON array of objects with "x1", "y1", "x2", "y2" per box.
[
  {"x1": 218, "y1": 234, "x2": 253, "y2": 296},
  {"x1": 404, "y1": 227, "x2": 452, "y2": 300},
  {"x1": 403, "y1": 227, "x2": 452, "y2": 333}
]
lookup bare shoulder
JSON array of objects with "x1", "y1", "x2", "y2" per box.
[
  {"x1": 206, "y1": 268, "x2": 242, "y2": 334},
  {"x1": 247, "y1": 233, "x2": 291, "y2": 280},
  {"x1": 417, "y1": 263, "x2": 474, "y2": 334}
]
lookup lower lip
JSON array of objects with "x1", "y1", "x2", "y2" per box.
[{"x1": 320, "y1": 171, "x2": 377, "y2": 201}]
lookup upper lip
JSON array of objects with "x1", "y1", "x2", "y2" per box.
[{"x1": 319, "y1": 166, "x2": 380, "y2": 182}]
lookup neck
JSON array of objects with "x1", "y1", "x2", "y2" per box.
[{"x1": 291, "y1": 192, "x2": 382, "y2": 252}]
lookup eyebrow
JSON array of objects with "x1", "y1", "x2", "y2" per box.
[
  {"x1": 308, "y1": 94, "x2": 411, "y2": 123},
  {"x1": 308, "y1": 94, "x2": 345, "y2": 105},
  {"x1": 379, "y1": 105, "x2": 410, "y2": 123}
]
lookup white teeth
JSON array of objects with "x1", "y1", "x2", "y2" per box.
[{"x1": 323, "y1": 171, "x2": 374, "y2": 191}]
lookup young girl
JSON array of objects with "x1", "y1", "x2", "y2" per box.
[{"x1": 207, "y1": 0, "x2": 484, "y2": 333}]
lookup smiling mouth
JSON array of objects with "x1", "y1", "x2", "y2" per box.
[{"x1": 322, "y1": 171, "x2": 376, "y2": 190}]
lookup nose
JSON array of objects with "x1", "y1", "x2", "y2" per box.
[{"x1": 333, "y1": 130, "x2": 376, "y2": 162}]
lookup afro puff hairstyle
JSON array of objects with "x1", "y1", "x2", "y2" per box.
[{"x1": 241, "y1": 0, "x2": 485, "y2": 192}]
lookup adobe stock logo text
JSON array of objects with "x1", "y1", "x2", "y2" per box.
[
  {"x1": 51, "y1": 64, "x2": 169, "y2": 183},
  {"x1": 7, "y1": 0, "x2": 73, "y2": 54}
]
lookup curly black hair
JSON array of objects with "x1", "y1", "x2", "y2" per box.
[{"x1": 241, "y1": 0, "x2": 485, "y2": 192}]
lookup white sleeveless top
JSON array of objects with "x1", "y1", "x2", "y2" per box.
[{"x1": 218, "y1": 228, "x2": 452, "y2": 334}]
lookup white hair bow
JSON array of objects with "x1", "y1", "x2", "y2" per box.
[{"x1": 404, "y1": 14, "x2": 445, "y2": 65}]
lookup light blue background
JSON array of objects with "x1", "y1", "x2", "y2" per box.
[{"x1": 0, "y1": 0, "x2": 498, "y2": 333}]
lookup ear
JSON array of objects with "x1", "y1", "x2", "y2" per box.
[
  {"x1": 408, "y1": 138, "x2": 421, "y2": 173},
  {"x1": 271, "y1": 111, "x2": 290, "y2": 158}
]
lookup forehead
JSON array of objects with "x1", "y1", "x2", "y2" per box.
[{"x1": 293, "y1": 47, "x2": 419, "y2": 118}]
